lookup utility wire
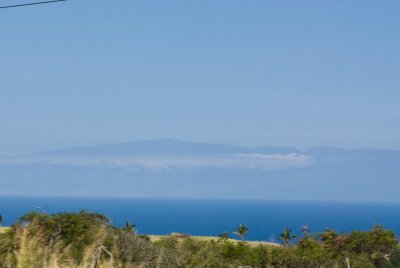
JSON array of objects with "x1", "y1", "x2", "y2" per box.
[{"x1": 0, "y1": 0, "x2": 66, "y2": 9}]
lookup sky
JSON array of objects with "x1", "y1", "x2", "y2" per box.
[{"x1": 0, "y1": 0, "x2": 399, "y2": 154}]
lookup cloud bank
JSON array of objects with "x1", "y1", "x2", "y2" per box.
[{"x1": 0, "y1": 153, "x2": 313, "y2": 171}]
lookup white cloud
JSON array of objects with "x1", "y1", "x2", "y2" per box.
[{"x1": 0, "y1": 153, "x2": 314, "y2": 171}]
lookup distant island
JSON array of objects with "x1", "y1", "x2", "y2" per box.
[
  {"x1": 1, "y1": 140, "x2": 400, "y2": 202},
  {"x1": 0, "y1": 211, "x2": 399, "y2": 267}
]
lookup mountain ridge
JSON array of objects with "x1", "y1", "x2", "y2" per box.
[{"x1": 1, "y1": 140, "x2": 400, "y2": 201}]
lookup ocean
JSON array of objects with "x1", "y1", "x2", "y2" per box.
[{"x1": 1, "y1": 196, "x2": 399, "y2": 242}]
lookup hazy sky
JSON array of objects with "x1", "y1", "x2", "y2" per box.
[{"x1": 0, "y1": 0, "x2": 399, "y2": 154}]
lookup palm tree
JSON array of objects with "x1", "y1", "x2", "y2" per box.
[
  {"x1": 123, "y1": 221, "x2": 136, "y2": 234},
  {"x1": 0, "y1": 214, "x2": 2, "y2": 226},
  {"x1": 279, "y1": 228, "x2": 296, "y2": 246},
  {"x1": 234, "y1": 224, "x2": 249, "y2": 242},
  {"x1": 218, "y1": 231, "x2": 230, "y2": 242}
]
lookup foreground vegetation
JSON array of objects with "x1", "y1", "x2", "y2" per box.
[{"x1": 0, "y1": 211, "x2": 399, "y2": 267}]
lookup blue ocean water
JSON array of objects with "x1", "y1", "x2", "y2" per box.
[{"x1": 0, "y1": 196, "x2": 399, "y2": 242}]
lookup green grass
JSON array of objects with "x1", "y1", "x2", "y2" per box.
[
  {"x1": 147, "y1": 234, "x2": 279, "y2": 247},
  {"x1": 0, "y1": 227, "x2": 10, "y2": 234}
]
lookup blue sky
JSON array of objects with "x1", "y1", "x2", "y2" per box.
[{"x1": 0, "y1": 0, "x2": 399, "y2": 154}]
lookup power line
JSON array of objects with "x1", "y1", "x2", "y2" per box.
[{"x1": 0, "y1": 0, "x2": 67, "y2": 9}]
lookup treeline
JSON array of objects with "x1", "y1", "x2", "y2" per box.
[{"x1": 0, "y1": 211, "x2": 399, "y2": 267}]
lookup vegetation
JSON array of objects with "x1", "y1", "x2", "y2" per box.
[
  {"x1": 234, "y1": 224, "x2": 249, "y2": 242},
  {"x1": 122, "y1": 221, "x2": 136, "y2": 234},
  {"x1": 279, "y1": 228, "x2": 296, "y2": 246},
  {"x1": 218, "y1": 231, "x2": 230, "y2": 242},
  {"x1": 0, "y1": 211, "x2": 398, "y2": 267}
]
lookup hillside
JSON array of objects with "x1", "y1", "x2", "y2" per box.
[
  {"x1": 1, "y1": 211, "x2": 400, "y2": 267},
  {"x1": 0, "y1": 211, "x2": 281, "y2": 268}
]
